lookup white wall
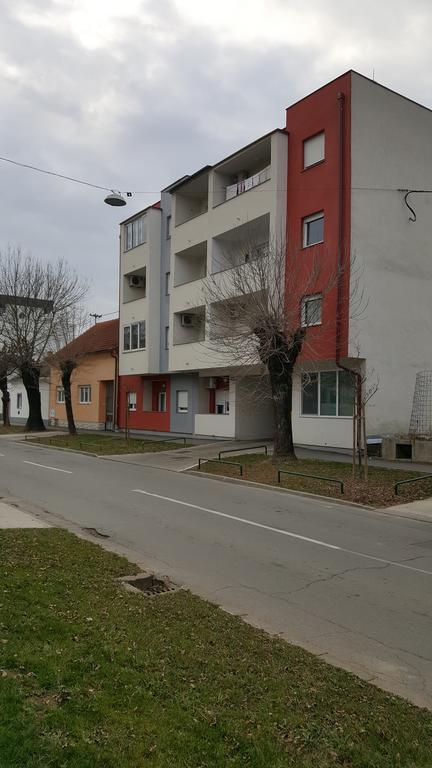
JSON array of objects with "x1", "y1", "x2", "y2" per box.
[
  {"x1": 350, "y1": 73, "x2": 432, "y2": 436},
  {"x1": 7, "y1": 376, "x2": 49, "y2": 424},
  {"x1": 291, "y1": 371, "x2": 353, "y2": 450}
]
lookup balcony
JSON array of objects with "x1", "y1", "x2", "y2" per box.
[
  {"x1": 211, "y1": 134, "x2": 271, "y2": 208},
  {"x1": 225, "y1": 165, "x2": 270, "y2": 202},
  {"x1": 174, "y1": 241, "x2": 207, "y2": 287},
  {"x1": 211, "y1": 213, "x2": 270, "y2": 273},
  {"x1": 122, "y1": 267, "x2": 146, "y2": 303},
  {"x1": 174, "y1": 173, "x2": 209, "y2": 227},
  {"x1": 173, "y1": 307, "x2": 205, "y2": 346}
]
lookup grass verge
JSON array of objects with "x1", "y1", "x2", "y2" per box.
[
  {"x1": 1, "y1": 528, "x2": 432, "y2": 767},
  {"x1": 194, "y1": 454, "x2": 432, "y2": 506},
  {"x1": 0, "y1": 425, "x2": 25, "y2": 435},
  {"x1": 25, "y1": 434, "x2": 188, "y2": 455}
]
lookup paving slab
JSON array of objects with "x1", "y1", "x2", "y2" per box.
[
  {"x1": 104, "y1": 440, "x2": 271, "y2": 471},
  {"x1": 0, "y1": 502, "x2": 50, "y2": 528}
]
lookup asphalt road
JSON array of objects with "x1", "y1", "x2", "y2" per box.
[{"x1": 1, "y1": 438, "x2": 432, "y2": 708}]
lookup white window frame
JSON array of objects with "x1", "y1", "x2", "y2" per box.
[
  {"x1": 128, "y1": 392, "x2": 137, "y2": 411},
  {"x1": 303, "y1": 131, "x2": 325, "y2": 169},
  {"x1": 165, "y1": 271, "x2": 170, "y2": 295},
  {"x1": 166, "y1": 215, "x2": 171, "y2": 239},
  {"x1": 56, "y1": 387, "x2": 65, "y2": 404},
  {"x1": 303, "y1": 212, "x2": 324, "y2": 248},
  {"x1": 157, "y1": 391, "x2": 167, "y2": 413},
  {"x1": 124, "y1": 215, "x2": 146, "y2": 252},
  {"x1": 301, "y1": 294, "x2": 322, "y2": 327},
  {"x1": 16, "y1": 393, "x2": 23, "y2": 410},
  {"x1": 79, "y1": 385, "x2": 92, "y2": 404},
  {"x1": 176, "y1": 390, "x2": 189, "y2": 413},
  {"x1": 301, "y1": 371, "x2": 354, "y2": 418},
  {"x1": 165, "y1": 326, "x2": 169, "y2": 349},
  {"x1": 123, "y1": 321, "x2": 146, "y2": 351}
]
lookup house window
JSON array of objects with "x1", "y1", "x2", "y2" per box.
[
  {"x1": 158, "y1": 391, "x2": 167, "y2": 412},
  {"x1": 128, "y1": 392, "x2": 137, "y2": 411},
  {"x1": 303, "y1": 132, "x2": 325, "y2": 168},
  {"x1": 301, "y1": 371, "x2": 354, "y2": 417},
  {"x1": 16, "y1": 393, "x2": 23, "y2": 410},
  {"x1": 303, "y1": 212, "x2": 324, "y2": 247},
  {"x1": 56, "y1": 387, "x2": 65, "y2": 404},
  {"x1": 124, "y1": 216, "x2": 146, "y2": 251},
  {"x1": 79, "y1": 385, "x2": 91, "y2": 404},
  {"x1": 166, "y1": 215, "x2": 172, "y2": 238},
  {"x1": 165, "y1": 326, "x2": 169, "y2": 349},
  {"x1": 301, "y1": 294, "x2": 322, "y2": 327},
  {"x1": 165, "y1": 271, "x2": 170, "y2": 295},
  {"x1": 123, "y1": 321, "x2": 145, "y2": 351},
  {"x1": 176, "y1": 390, "x2": 189, "y2": 413}
]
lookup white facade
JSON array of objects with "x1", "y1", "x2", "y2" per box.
[
  {"x1": 350, "y1": 73, "x2": 432, "y2": 439},
  {"x1": 6, "y1": 375, "x2": 50, "y2": 426},
  {"x1": 119, "y1": 206, "x2": 162, "y2": 377}
]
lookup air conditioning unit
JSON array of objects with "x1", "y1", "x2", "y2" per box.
[
  {"x1": 204, "y1": 377, "x2": 217, "y2": 389},
  {"x1": 128, "y1": 274, "x2": 145, "y2": 288},
  {"x1": 181, "y1": 313, "x2": 199, "y2": 327}
]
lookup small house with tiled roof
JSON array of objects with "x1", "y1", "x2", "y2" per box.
[{"x1": 49, "y1": 319, "x2": 119, "y2": 431}]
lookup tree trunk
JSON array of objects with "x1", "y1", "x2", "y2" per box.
[
  {"x1": 0, "y1": 374, "x2": 10, "y2": 427},
  {"x1": 268, "y1": 357, "x2": 296, "y2": 460},
  {"x1": 21, "y1": 365, "x2": 45, "y2": 432},
  {"x1": 61, "y1": 362, "x2": 77, "y2": 436}
]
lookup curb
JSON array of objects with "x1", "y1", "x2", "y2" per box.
[
  {"x1": 20, "y1": 440, "x2": 99, "y2": 458},
  {"x1": 186, "y1": 469, "x2": 373, "y2": 510}
]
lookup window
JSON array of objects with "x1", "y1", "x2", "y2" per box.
[
  {"x1": 124, "y1": 216, "x2": 146, "y2": 251},
  {"x1": 303, "y1": 212, "x2": 324, "y2": 247},
  {"x1": 158, "y1": 391, "x2": 167, "y2": 412},
  {"x1": 16, "y1": 393, "x2": 23, "y2": 410},
  {"x1": 56, "y1": 387, "x2": 65, "y2": 404},
  {"x1": 165, "y1": 326, "x2": 169, "y2": 349},
  {"x1": 128, "y1": 392, "x2": 137, "y2": 411},
  {"x1": 303, "y1": 132, "x2": 325, "y2": 168},
  {"x1": 176, "y1": 390, "x2": 189, "y2": 413},
  {"x1": 301, "y1": 371, "x2": 354, "y2": 417},
  {"x1": 301, "y1": 294, "x2": 322, "y2": 326},
  {"x1": 165, "y1": 271, "x2": 170, "y2": 295},
  {"x1": 123, "y1": 321, "x2": 145, "y2": 351},
  {"x1": 166, "y1": 215, "x2": 172, "y2": 238},
  {"x1": 79, "y1": 385, "x2": 91, "y2": 404}
]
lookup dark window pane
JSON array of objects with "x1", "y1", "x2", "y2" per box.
[
  {"x1": 304, "y1": 296, "x2": 322, "y2": 325},
  {"x1": 138, "y1": 321, "x2": 146, "y2": 348},
  {"x1": 123, "y1": 326, "x2": 130, "y2": 351},
  {"x1": 302, "y1": 373, "x2": 318, "y2": 415},
  {"x1": 320, "y1": 371, "x2": 336, "y2": 415},
  {"x1": 338, "y1": 370, "x2": 355, "y2": 416},
  {"x1": 306, "y1": 215, "x2": 324, "y2": 246},
  {"x1": 131, "y1": 323, "x2": 139, "y2": 350}
]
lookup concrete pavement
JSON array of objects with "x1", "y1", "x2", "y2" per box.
[
  {"x1": 0, "y1": 500, "x2": 50, "y2": 528},
  {"x1": 0, "y1": 436, "x2": 432, "y2": 708}
]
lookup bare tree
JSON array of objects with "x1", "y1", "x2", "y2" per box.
[
  {"x1": 0, "y1": 349, "x2": 13, "y2": 427},
  {"x1": 202, "y1": 236, "x2": 335, "y2": 459},
  {"x1": 0, "y1": 247, "x2": 88, "y2": 431},
  {"x1": 49, "y1": 308, "x2": 90, "y2": 435}
]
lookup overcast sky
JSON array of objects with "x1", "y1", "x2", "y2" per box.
[{"x1": 1, "y1": 0, "x2": 431, "y2": 317}]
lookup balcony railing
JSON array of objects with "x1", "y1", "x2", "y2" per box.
[{"x1": 225, "y1": 166, "x2": 271, "y2": 202}]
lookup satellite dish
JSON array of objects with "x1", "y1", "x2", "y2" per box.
[{"x1": 104, "y1": 190, "x2": 127, "y2": 207}]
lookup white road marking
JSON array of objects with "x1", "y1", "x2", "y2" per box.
[
  {"x1": 132, "y1": 489, "x2": 432, "y2": 577},
  {"x1": 23, "y1": 460, "x2": 72, "y2": 474}
]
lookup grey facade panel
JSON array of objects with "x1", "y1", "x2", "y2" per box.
[
  {"x1": 170, "y1": 373, "x2": 199, "y2": 434},
  {"x1": 159, "y1": 191, "x2": 172, "y2": 374}
]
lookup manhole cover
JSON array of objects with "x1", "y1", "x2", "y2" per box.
[{"x1": 120, "y1": 573, "x2": 178, "y2": 597}]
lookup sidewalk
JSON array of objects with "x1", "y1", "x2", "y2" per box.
[
  {"x1": 0, "y1": 501, "x2": 50, "y2": 528},
  {"x1": 104, "y1": 439, "x2": 272, "y2": 471}
]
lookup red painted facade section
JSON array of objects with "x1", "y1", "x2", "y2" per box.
[
  {"x1": 118, "y1": 374, "x2": 170, "y2": 432},
  {"x1": 285, "y1": 72, "x2": 352, "y2": 362}
]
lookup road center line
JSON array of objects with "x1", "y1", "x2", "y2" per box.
[
  {"x1": 132, "y1": 489, "x2": 432, "y2": 577},
  {"x1": 23, "y1": 460, "x2": 72, "y2": 474}
]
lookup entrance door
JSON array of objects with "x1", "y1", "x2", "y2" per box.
[{"x1": 105, "y1": 381, "x2": 114, "y2": 430}]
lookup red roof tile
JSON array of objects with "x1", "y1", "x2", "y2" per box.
[{"x1": 59, "y1": 318, "x2": 119, "y2": 358}]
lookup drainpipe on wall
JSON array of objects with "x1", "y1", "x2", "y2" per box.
[
  {"x1": 335, "y1": 91, "x2": 364, "y2": 471},
  {"x1": 111, "y1": 349, "x2": 119, "y2": 431}
]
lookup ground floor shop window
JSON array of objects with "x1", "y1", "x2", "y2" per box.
[{"x1": 301, "y1": 370, "x2": 354, "y2": 417}]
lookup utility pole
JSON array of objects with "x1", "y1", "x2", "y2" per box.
[{"x1": 90, "y1": 313, "x2": 102, "y2": 324}]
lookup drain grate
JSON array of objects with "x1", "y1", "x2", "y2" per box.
[
  {"x1": 121, "y1": 573, "x2": 178, "y2": 597},
  {"x1": 82, "y1": 527, "x2": 110, "y2": 539}
]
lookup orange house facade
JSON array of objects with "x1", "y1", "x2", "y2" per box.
[{"x1": 49, "y1": 320, "x2": 118, "y2": 431}]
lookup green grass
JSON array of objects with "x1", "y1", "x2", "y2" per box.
[
  {"x1": 1, "y1": 529, "x2": 432, "y2": 767},
  {"x1": 26, "y1": 434, "x2": 188, "y2": 455},
  {"x1": 195, "y1": 454, "x2": 432, "y2": 507},
  {"x1": 0, "y1": 425, "x2": 25, "y2": 434}
]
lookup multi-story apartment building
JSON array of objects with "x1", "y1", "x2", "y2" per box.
[{"x1": 117, "y1": 71, "x2": 432, "y2": 449}]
